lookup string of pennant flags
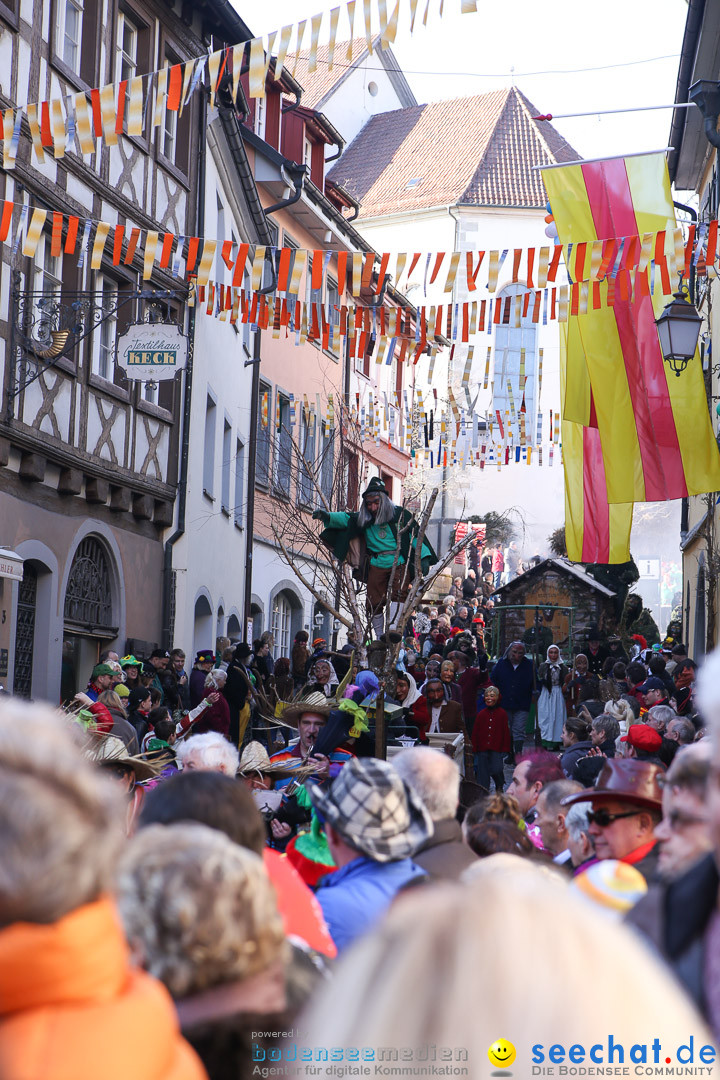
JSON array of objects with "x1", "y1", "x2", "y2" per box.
[
  {"x1": 0, "y1": 0, "x2": 478, "y2": 171},
  {"x1": 255, "y1": 379, "x2": 563, "y2": 472},
  {"x1": 3, "y1": 194, "x2": 715, "y2": 301}
]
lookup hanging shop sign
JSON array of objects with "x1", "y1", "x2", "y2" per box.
[
  {"x1": 0, "y1": 548, "x2": 24, "y2": 582},
  {"x1": 116, "y1": 323, "x2": 187, "y2": 381}
]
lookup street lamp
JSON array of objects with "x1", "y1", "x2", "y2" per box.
[{"x1": 655, "y1": 287, "x2": 702, "y2": 377}]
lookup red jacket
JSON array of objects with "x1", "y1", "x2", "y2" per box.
[{"x1": 472, "y1": 704, "x2": 511, "y2": 753}]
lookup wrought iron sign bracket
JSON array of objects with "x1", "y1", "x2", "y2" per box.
[{"x1": 6, "y1": 271, "x2": 182, "y2": 422}]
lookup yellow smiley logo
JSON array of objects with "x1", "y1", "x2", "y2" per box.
[{"x1": 488, "y1": 1040, "x2": 516, "y2": 1069}]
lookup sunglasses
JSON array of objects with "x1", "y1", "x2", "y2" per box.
[{"x1": 587, "y1": 808, "x2": 640, "y2": 827}]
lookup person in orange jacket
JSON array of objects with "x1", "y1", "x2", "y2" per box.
[{"x1": 0, "y1": 697, "x2": 206, "y2": 1080}]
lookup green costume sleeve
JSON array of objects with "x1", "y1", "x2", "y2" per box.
[{"x1": 324, "y1": 512, "x2": 352, "y2": 529}]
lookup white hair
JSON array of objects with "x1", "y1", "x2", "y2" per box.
[
  {"x1": 204, "y1": 669, "x2": 227, "y2": 689},
  {"x1": 565, "y1": 802, "x2": 591, "y2": 843},
  {"x1": 176, "y1": 732, "x2": 239, "y2": 777},
  {"x1": 393, "y1": 745, "x2": 460, "y2": 822}
]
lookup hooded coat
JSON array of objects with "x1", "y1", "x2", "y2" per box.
[{"x1": 0, "y1": 896, "x2": 205, "y2": 1080}]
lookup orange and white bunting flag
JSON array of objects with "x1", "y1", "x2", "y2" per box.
[
  {"x1": 307, "y1": 14, "x2": 323, "y2": 73},
  {"x1": 363, "y1": 0, "x2": 373, "y2": 52},
  {"x1": 90, "y1": 222, "x2": 110, "y2": 269},
  {"x1": 249, "y1": 33, "x2": 276, "y2": 98},
  {"x1": 21, "y1": 208, "x2": 47, "y2": 258},
  {"x1": 196, "y1": 239, "x2": 217, "y2": 288},
  {"x1": 152, "y1": 66, "x2": 168, "y2": 131},
  {"x1": 291, "y1": 21, "x2": 306, "y2": 75},
  {"x1": 26, "y1": 103, "x2": 45, "y2": 164},
  {"x1": 273, "y1": 25, "x2": 293, "y2": 81},
  {"x1": 207, "y1": 49, "x2": 224, "y2": 108},
  {"x1": 251, "y1": 245, "x2": 266, "y2": 292},
  {"x1": 127, "y1": 77, "x2": 144, "y2": 137},
  {"x1": 51, "y1": 98, "x2": 67, "y2": 158},
  {"x1": 327, "y1": 7, "x2": 341, "y2": 69},
  {"x1": 143, "y1": 230, "x2": 159, "y2": 280}
]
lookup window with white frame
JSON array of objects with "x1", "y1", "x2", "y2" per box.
[
  {"x1": 493, "y1": 282, "x2": 539, "y2": 435},
  {"x1": 221, "y1": 419, "x2": 231, "y2": 512},
  {"x1": 56, "y1": 0, "x2": 83, "y2": 75},
  {"x1": 271, "y1": 593, "x2": 292, "y2": 658},
  {"x1": 161, "y1": 62, "x2": 177, "y2": 161},
  {"x1": 303, "y1": 136, "x2": 313, "y2": 171},
  {"x1": 298, "y1": 409, "x2": 315, "y2": 506},
  {"x1": 274, "y1": 394, "x2": 292, "y2": 498},
  {"x1": 93, "y1": 274, "x2": 117, "y2": 381},
  {"x1": 116, "y1": 9, "x2": 138, "y2": 83},
  {"x1": 320, "y1": 423, "x2": 334, "y2": 502},
  {"x1": 234, "y1": 439, "x2": 245, "y2": 527},
  {"x1": 256, "y1": 383, "x2": 271, "y2": 484},
  {"x1": 34, "y1": 234, "x2": 63, "y2": 304},
  {"x1": 254, "y1": 95, "x2": 266, "y2": 140},
  {"x1": 203, "y1": 394, "x2": 217, "y2": 496}
]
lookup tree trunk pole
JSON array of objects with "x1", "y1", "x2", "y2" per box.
[{"x1": 374, "y1": 688, "x2": 386, "y2": 760}]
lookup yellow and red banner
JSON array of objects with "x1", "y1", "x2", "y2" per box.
[
  {"x1": 544, "y1": 151, "x2": 720, "y2": 506},
  {"x1": 560, "y1": 321, "x2": 633, "y2": 563}
]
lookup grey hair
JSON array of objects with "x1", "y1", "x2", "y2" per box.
[
  {"x1": 0, "y1": 700, "x2": 125, "y2": 928},
  {"x1": 565, "y1": 802, "x2": 591, "y2": 843},
  {"x1": 176, "y1": 732, "x2": 239, "y2": 777},
  {"x1": 358, "y1": 491, "x2": 396, "y2": 527},
  {"x1": 591, "y1": 714, "x2": 621, "y2": 742},
  {"x1": 393, "y1": 746, "x2": 460, "y2": 822},
  {"x1": 117, "y1": 823, "x2": 287, "y2": 999},
  {"x1": 647, "y1": 704, "x2": 676, "y2": 733}
]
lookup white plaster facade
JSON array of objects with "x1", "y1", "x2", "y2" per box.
[{"x1": 352, "y1": 203, "x2": 565, "y2": 556}]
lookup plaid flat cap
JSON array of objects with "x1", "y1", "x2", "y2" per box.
[{"x1": 308, "y1": 757, "x2": 432, "y2": 863}]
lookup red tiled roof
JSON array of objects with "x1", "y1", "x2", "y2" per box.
[
  {"x1": 286, "y1": 38, "x2": 371, "y2": 110},
  {"x1": 328, "y1": 86, "x2": 580, "y2": 217}
]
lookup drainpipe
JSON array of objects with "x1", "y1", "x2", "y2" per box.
[
  {"x1": 161, "y1": 87, "x2": 207, "y2": 650},
  {"x1": 264, "y1": 164, "x2": 307, "y2": 216},
  {"x1": 242, "y1": 168, "x2": 305, "y2": 635},
  {"x1": 674, "y1": 200, "x2": 698, "y2": 541}
]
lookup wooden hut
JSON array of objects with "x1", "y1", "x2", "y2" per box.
[{"x1": 491, "y1": 558, "x2": 617, "y2": 662}]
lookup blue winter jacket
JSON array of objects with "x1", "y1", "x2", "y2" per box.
[
  {"x1": 315, "y1": 856, "x2": 427, "y2": 952},
  {"x1": 489, "y1": 657, "x2": 535, "y2": 712}
]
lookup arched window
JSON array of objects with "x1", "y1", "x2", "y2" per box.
[
  {"x1": 492, "y1": 283, "x2": 539, "y2": 438},
  {"x1": 64, "y1": 537, "x2": 114, "y2": 632},
  {"x1": 271, "y1": 593, "x2": 292, "y2": 658},
  {"x1": 193, "y1": 594, "x2": 213, "y2": 657}
]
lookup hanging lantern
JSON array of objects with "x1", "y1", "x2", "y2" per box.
[{"x1": 655, "y1": 290, "x2": 703, "y2": 376}]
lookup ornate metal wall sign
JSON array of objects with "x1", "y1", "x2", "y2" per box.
[{"x1": 116, "y1": 323, "x2": 187, "y2": 381}]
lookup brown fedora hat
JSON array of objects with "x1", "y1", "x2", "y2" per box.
[{"x1": 561, "y1": 758, "x2": 664, "y2": 812}]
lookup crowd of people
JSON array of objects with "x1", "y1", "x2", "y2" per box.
[{"x1": 0, "y1": 569, "x2": 717, "y2": 1079}]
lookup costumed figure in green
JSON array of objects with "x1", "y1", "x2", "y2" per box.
[{"x1": 313, "y1": 477, "x2": 437, "y2": 640}]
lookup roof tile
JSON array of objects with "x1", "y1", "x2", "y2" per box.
[{"x1": 329, "y1": 86, "x2": 580, "y2": 217}]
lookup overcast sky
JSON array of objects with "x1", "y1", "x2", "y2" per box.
[{"x1": 237, "y1": 0, "x2": 689, "y2": 167}]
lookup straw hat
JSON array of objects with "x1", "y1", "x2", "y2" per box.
[
  {"x1": 84, "y1": 732, "x2": 160, "y2": 782},
  {"x1": 281, "y1": 691, "x2": 334, "y2": 722}
]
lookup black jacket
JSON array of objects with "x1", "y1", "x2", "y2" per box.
[{"x1": 627, "y1": 853, "x2": 718, "y2": 1015}]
